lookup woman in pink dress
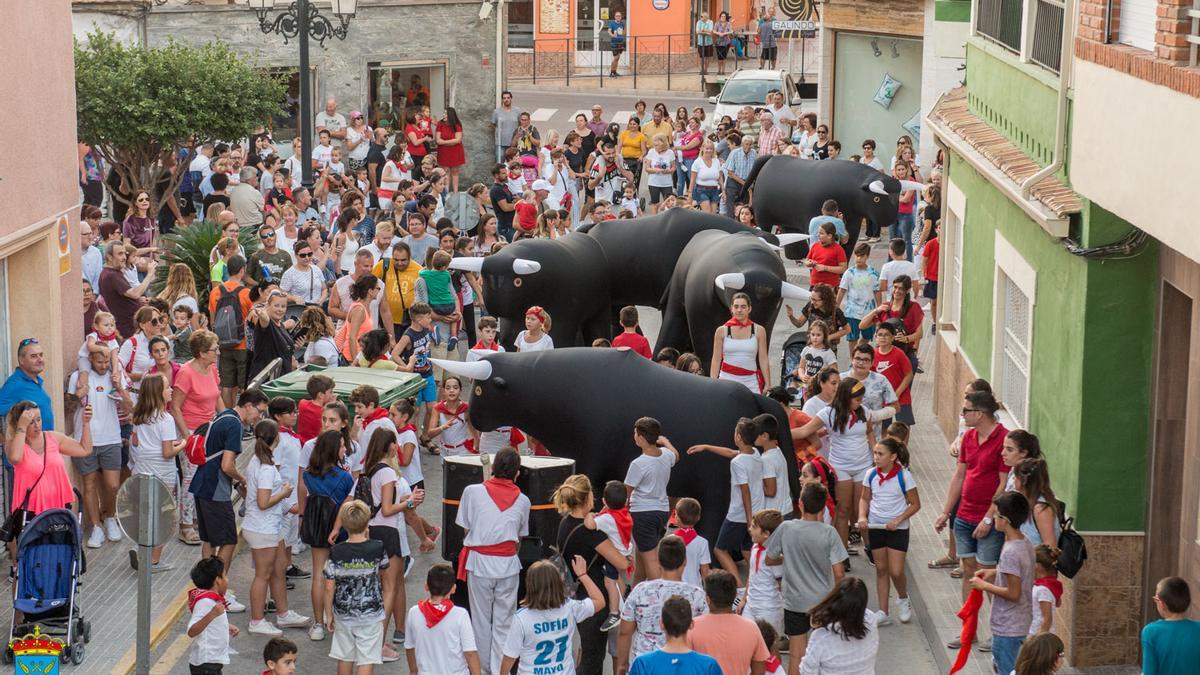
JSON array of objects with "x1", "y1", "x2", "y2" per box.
[
  {"x1": 435, "y1": 107, "x2": 466, "y2": 192},
  {"x1": 5, "y1": 401, "x2": 93, "y2": 551}
]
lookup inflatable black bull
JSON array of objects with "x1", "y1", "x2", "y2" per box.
[
  {"x1": 447, "y1": 235, "x2": 611, "y2": 349},
  {"x1": 744, "y1": 155, "x2": 926, "y2": 257},
  {"x1": 432, "y1": 348, "x2": 799, "y2": 543},
  {"x1": 657, "y1": 230, "x2": 811, "y2": 368}
]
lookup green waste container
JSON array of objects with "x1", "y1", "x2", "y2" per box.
[{"x1": 259, "y1": 366, "x2": 427, "y2": 408}]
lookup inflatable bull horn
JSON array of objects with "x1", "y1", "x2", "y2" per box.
[
  {"x1": 714, "y1": 273, "x2": 746, "y2": 291},
  {"x1": 868, "y1": 179, "x2": 889, "y2": 196},
  {"x1": 773, "y1": 233, "x2": 810, "y2": 247},
  {"x1": 449, "y1": 257, "x2": 541, "y2": 275},
  {"x1": 431, "y1": 357, "x2": 493, "y2": 381},
  {"x1": 781, "y1": 281, "x2": 812, "y2": 302},
  {"x1": 712, "y1": 276, "x2": 812, "y2": 301},
  {"x1": 899, "y1": 180, "x2": 927, "y2": 193}
]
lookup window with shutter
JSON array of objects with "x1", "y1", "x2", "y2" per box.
[{"x1": 1118, "y1": 0, "x2": 1158, "y2": 51}]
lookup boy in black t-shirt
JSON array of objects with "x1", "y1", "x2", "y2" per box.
[
  {"x1": 324, "y1": 500, "x2": 392, "y2": 672},
  {"x1": 390, "y1": 303, "x2": 437, "y2": 440}
]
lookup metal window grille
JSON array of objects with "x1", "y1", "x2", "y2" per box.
[
  {"x1": 944, "y1": 205, "x2": 964, "y2": 328},
  {"x1": 976, "y1": 0, "x2": 1024, "y2": 53},
  {"x1": 999, "y1": 272, "x2": 1032, "y2": 427},
  {"x1": 1030, "y1": 0, "x2": 1065, "y2": 73}
]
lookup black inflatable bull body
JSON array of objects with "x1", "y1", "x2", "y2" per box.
[
  {"x1": 657, "y1": 230, "x2": 811, "y2": 369},
  {"x1": 448, "y1": 235, "x2": 611, "y2": 349},
  {"x1": 433, "y1": 348, "x2": 799, "y2": 542},
  {"x1": 745, "y1": 155, "x2": 924, "y2": 257}
]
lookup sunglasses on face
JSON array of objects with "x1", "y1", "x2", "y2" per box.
[
  {"x1": 260, "y1": 231, "x2": 275, "y2": 239},
  {"x1": 298, "y1": 251, "x2": 313, "y2": 259}
]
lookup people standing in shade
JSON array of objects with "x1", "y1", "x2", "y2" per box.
[
  {"x1": 1142, "y1": 576, "x2": 1200, "y2": 675},
  {"x1": 711, "y1": 292, "x2": 772, "y2": 395},
  {"x1": 605, "y1": 11, "x2": 626, "y2": 78},
  {"x1": 436, "y1": 107, "x2": 466, "y2": 192},
  {"x1": 758, "y1": 6, "x2": 779, "y2": 69},
  {"x1": 695, "y1": 11, "x2": 714, "y2": 76},
  {"x1": 713, "y1": 12, "x2": 734, "y2": 75},
  {"x1": 490, "y1": 91, "x2": 522, "y2": 163},
  {"x1": 455, "y1": 448, "x2": 530, "y2": 675}
]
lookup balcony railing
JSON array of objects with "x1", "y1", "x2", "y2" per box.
[
  {"x1": 1030, "y1": 0, "x2": 1065, "y2": 73},
  {"x1": 976, "y1": 0, "x2": 1024, "y2": 53}
]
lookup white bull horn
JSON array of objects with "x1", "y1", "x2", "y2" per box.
[
  {"x1": 715, "y1": 273, "x2": 746, "y2": 291},
  {"x1": 448, "y1": 257, "x2": 485, "y2": 273},
  {"x1": 774, "y1": 233, "x2": 810, "y2": 247},
  {"x1": 780, "y1": 281, "x2": 812, "y2": 301},
  {"x1": 899, "y1": 180, "x2": 927, "y2": 192},
  {"x1": 431, "y1": 358, "x2": 493, "y2": 381},
  {"x1": 868, "y1": 179, "x2": 888, "y2": 196},
  {"x1": 512, "y1": 258, "x2": 542, "y2": 275}
]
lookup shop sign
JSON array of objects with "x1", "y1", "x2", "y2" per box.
[
  {"x1": 775, "y1": 0, "x2": 819, "y2": 38},
  {"x1": 652, "y1": 0, "x2": 669, "y2": 9}
]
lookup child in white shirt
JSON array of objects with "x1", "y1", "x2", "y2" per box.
[
  {"x1": 78, "y1": 311, "x2": 121, "y2": 394},
  {"x1": 623, "y1": 417, "x2": 680, "y2": 582},
  {"x1": 187, "y1": 557, "x2": 238, "y2": 672},
  {"x1": 619, "y1": 185, "x2": 640, "y2": 217},
  {"x1": 584, "y1": 480, "x2": 634, "y2": 631},
  {"x1": 312, "y1": 130, "x2": 333, "y2": 169},
  {"x1": 740, "y1": 509, "x2": 784, "y2": 634},
  {"x1": 405, "y1": 563, "x2": 480, "y2": 675},
  {"x1": 879, "y1": 237, "x2": 920, "y2": 295},
  {"x1": 795, "y1": 320, "x2": 837, "y2": 397},
  {"x1": 689, "y1": 417, "x2": 765, "y2": 584},
  {"x1": 753, "y1": 415, "x2": 793, "y2": 517},
  {"x1": 328, "y1": 147, "x2": 346, "y2": 177},
  {"x1": 856, "y1": 438, "x2": 919, "y2": 625},
  {"x1": 672, "y1": 497, "x2": 712, "y2": 589}
]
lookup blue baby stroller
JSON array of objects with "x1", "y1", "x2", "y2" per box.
[
  {"x1": 780, "y1": 330, "x2": 809, "y2": 395},
  {"x1": 3, "y1": 508, "x2": 90, "y2": 666}
]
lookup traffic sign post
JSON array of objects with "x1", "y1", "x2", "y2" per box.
[{"x1": 116, "y1": 474, "x2": 177, "y2": 675}]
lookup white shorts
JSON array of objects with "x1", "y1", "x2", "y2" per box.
[
  {"x1": 330, "y1": 620, "x2": 383, "y2": 665},
  {"x1": 281, "y1": 511, "x2": 300, "y2": 548},
  {"x1": 743, "y1": 602, "x2": 784, "y2": 635},
  {"x1": 242, "y1": 528, "x2": 283, "y2": 550}
]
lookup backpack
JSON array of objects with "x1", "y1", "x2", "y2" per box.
[
  {"x1": 183, "y1": 421, "x2": 212, "y2": 466},
  {"x1": 550, "y1": 522, "x2": 592, "y2": 599},
  {"x1": 212, "y1": 283, "x2": 246, "y2": 349},
  {"x1": 866, "y1": 466, "x2": 907, "y2": 494},
  {"x1": 1055, "y1": 507, "x2": 1087, "y2": 579},
  {"x1": 352, "y1": 463, "x2": 388, "y2": 518}
]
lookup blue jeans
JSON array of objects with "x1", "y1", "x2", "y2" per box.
[
  {"x1": 952, "y1": 516, "x2": 1005, "y2": 566},
  {"x1": 891, "y1": 212, "x2": 917, "y2": 260},
  {"x1": 991, "y1": 635, "x2": 1025, "y2": 675},
  {"x1": 676, "y1": 157, "x2": 695, "y2": 195}
]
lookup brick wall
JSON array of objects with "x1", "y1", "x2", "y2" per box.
[{"x1": 1076, "y1": 0, "x2": 1200, "y2": 98}]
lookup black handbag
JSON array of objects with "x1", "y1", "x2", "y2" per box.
[{"x1": 0, "y1": 454, "x2": 47, "y2": 543}]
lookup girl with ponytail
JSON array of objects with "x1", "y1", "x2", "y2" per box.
[{"x1": 856, "y1": 437, "x2": 920, "y2": 625}]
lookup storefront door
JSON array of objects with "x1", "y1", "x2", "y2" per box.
[{"x1": 576, "y1": 0, "x2": 629, "y2": 68}]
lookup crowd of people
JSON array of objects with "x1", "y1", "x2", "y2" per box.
[{"x1": 8, "y1": 69, "x2": 1187, "y2": 675}]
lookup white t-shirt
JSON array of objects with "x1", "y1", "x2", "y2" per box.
[
  {"x1": 515, "y1": 331, "x2": 554, "y2": 352},
  {"x1": 861, "y1": 466, "x2": 916, "y2": 529},
  {"x1": 816, "y1": 406, "x2": 873, "y2": 476},
  {"x1": 305, "y1": 336, "x2": 340, "y2": 366},
  {"x1": 745, "y1": 543, "x2": 784, "y2": 616},
  {"x1": 681, "y1": 533, "x2": 712, "y2": 588},
  {"x1": 346, "y1": 126, "x2": 370, "y2": 161},
  {"x1": 188, "y1": 596, "x2": 230, "y2": 666},
  {"x1": 727, "y1": 452, "x2": 765, "y2": 523},
  {"x1": 243, "y1": 457, "x2": 285, "y2": 536},
  {"x1": 1029, "y1": 584, "x2": 1058, "y2": 636},
  {"x1": 404, "y1": 604, "x2": 477, "y2": 675},
  {"x1": 68, "y1": 369, "x2": 123, "y2": 446},
  {"x1": 280, "y1": 264, "x2": 325, "y2": 305},
  {"x1": 625, "y1": 450, "x2": 677, "y2": 512},
  {"x1": 356, "y1": 416, "x2": 397, "y2": 473},
  {"x1": 690, "y1": 157, "x2": 723, "y2": 187},
  {"x1": 594, "y1": 512, "x2": 633, "y2": 557},
  {"x1": 768, "y1": 103, "x2": 797, "y2": 128},
  {"x1": 118, "y1": 332, "x2": 155, "y2": 391},
  {"x1": 276, "y1": 430, "x2": 302, "y2": 510},
  {"x1": 643, "y1": 148, "x2": 675, "y2": 188},
  {"x1": 502, "y1": 600, "x2": 597, "y2": 675},
  {"x1": 879, "y1": 259, "x2": 918, "y2": 291},
  {"x1": 396, "y1": 426, "x2": 424, "y2": 487},
  {"x1": 315, "y1": 111, "x2": 347, "y2": 147},
  {"x1": 283, "y1": 156, "x2": 303, "y2": 189},
  {"x1": 367, "y1": 465, "x2": 412, "y2": 535},
  {"x1": 131, "y1": 412, "x2": 179, "y2": 485},
  {"x1": 760, "y1": 446, "x2": 792, "y2": 514},
  {"x1": 455, "y1": 483, "x2": 531, "y2": 578},
  {"x1": 312, "y1": 144, "x2": 333, "y2": 169}
]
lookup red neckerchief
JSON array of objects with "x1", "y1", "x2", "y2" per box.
[
  {"x1": 397, "y1": 423, "x2": 417, "y2": 434},
  {"x1": 1034, "y1": 576, "x2": 1063, "y2": 606},
  {"x1": 765, "y1": 655, "x2": 783, "y2": 674},
  {"x1": 472, "y1": 340, "x2": 500, "y2": 351},
  {"x1": 599, "y1": 507, "x2": 633, "y2": 549},
  {"x1": 434, "y1": 401, "x2": 468, "y2": 420},
  {"x1": 281, "y1": 428, "x2": 300, "y2": 441},
  {"x1": 187, "y1": 588, "x2": 227, "y2": 613},
  {"x1": 724, "y1": 317, "x2": 752, "y2": 327},
  {"x1": 949, "y1": 589, "x2": 984, "y2": 674},
  {"x1": 418, "y1": 599, "x2": 455, "y2": 628},
  {"x1": 361, "y1": 407, "x2": 389, "y2": 428},
  {"x1": 752, "y1": 543, "x2": 766, "y2": 573},
  {"x1": 96, "y1": 331, "x2": 118, "y2": 343},
  {"x1": 675, "y1": 527, "x2": 699, "y2": 546},
  {"x1": 483, "y1": 477, "x2": 520, "y2": 511},
  {"x1": 874, "y1": 463, "x2": 901, "y2": 485}
]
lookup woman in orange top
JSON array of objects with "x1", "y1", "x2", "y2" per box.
[
  {"x1": 767, "y1": 385, "x2": 820, "y2": 464},
  {"x1": 334, "y1": 274, "x2": 379, "y2": 364}
]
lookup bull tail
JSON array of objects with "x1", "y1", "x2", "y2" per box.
[{"x1": 741, "y1": 154, "x2": 773, "y2": 200}]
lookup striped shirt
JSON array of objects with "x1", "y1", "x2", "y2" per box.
[{"x1": 725, "y1": 147, "x2": 758, "y2": 181}]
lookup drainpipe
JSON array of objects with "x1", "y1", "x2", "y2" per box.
[
  {"x1": 1021, "y1": 0, "x2": 1075, "y2": 201},
  {"x1": 495, "y1": 0, "x2": 507, "y2": 107}
]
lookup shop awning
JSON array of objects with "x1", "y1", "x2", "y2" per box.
[{"x1": 926, "y1": 86, "x2": 1081, "y2": 237}]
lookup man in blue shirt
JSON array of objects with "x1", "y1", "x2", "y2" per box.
[
  {"x1": 0, "y1": 338, "x2": 54, "y2": 430},
  {"x1": 629, "y1": 596, "x2": 722, "y2": 675},
  {"x1": 606, "y1": 11, "x2": 626, "y2": 78},
  {"x1": 190, "y1": 388, "x2": 269, "y2": 593},
  {"x1": 1143, "y1": 576, "x2": 1200, "y2": 675},
  {"x1": 808, "y1": 199, "x2": 848, "y2": 244}
]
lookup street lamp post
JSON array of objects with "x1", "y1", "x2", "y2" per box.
[{"x1": 248, "y1": 0, "x2": 357, "y2": 189}]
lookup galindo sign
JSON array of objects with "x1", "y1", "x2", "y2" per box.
[{"x1": 772, "y1": 0, "x2": 820, "y2": 39}]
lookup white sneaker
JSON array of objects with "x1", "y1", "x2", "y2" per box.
[
  {"x1": 897, "y1": 598, "x2": 913, "y2": 624},
  {"x1": 277, "y1": 611, "x2": 310, "y2": 628},
  {"x1": 248, "y1": 619, "x2": 283, "y2": 636},
  {"x1": 225, "y1": 593, "x2": 246, "y2": 613},
  {"x1": 875, "y1": 610, "x2": 893, "y2": 626},
  {"x1": 104, "y1": 517, "x2": 123, "y2": 542},
  {"x1": 309, "y1": 623, "x2": 326, "y2": 641},
  {"x1": 87, "y1": 527, "x2": 105, "y2": 549}
]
